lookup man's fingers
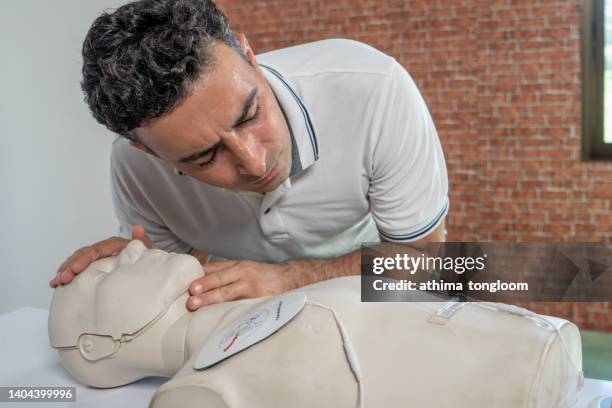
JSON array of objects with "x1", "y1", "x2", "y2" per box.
[
  {"x1": 69, "y1": 238, "x2": 126, "y2": 274},
  {"x1": 189, "y1": 268, "x2": 241, "y2": 296},
  {"x1": 49, "y1": 275, "x2": 61, "y2": 288},
  {"x1": 51, "y1": 246, "x2": 90, "y2": 288},
  {"x1": 51, "y1": 236, "x2": 130, "y2": 289},
  {"x1": 131, "y1": 225, "x2": 157, "y2": 249},
  {"x1": 50, "y1": 246, "x2": 103, "y2": 287},
  {"x1": 203, "y1": 260, "x2": 239, "y2": 273},
  {"x1": 49, "y1": 269, "x2": 76, "y2": 288},
  {"x1": 96, "y1": 237, "x2": 130, "y2": 258},
  {"x1": 187, "y1": 260, "x2": 240, "y2": 294},
  {"x1": 56, "y1": 246, "x2": 88, "y2": 274},
  {"x1": 132, "y1": 224, "x2": 146, "y2": 239},
  {"x1": 71, "y1": 248, "x2": 99, "y2": 273},
  {"x1": 187, "y1": 281, "x2": 248, "y2": 310},
  {"x1": 58, "y1": 270, "x2": 75, "y2": 285}
]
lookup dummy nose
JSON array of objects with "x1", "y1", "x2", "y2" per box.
[{"x1": 227, "y1": 134, "x2": 267, "y2": 177}]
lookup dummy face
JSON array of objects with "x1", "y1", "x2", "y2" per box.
[
  {"x1": 48, "y1": 240, "x2": 203, "y2": 387},
  {"x1": 49, "y1": 240, "x2": 202, "y2": 354},
  {"x1": 133, "y1": 40, "x2": 293, "y2": 193}
]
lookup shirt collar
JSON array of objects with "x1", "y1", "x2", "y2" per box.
[{"x1": 259, "y1": 64, "x2": 320, "y2": 175}]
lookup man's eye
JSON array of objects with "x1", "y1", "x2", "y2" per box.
[
  {"x1": 237, "y1": 105, "x2": 261, "y2": 128},
  {"x1": 195, "y1": 147, "x2": 219, "y2": 168}
]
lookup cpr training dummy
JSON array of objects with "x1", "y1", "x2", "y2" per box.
[{"x1": 48, "y1": 240, "x2": 583, "y2": 407}]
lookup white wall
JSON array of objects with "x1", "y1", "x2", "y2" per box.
[{"x1": 0, "y1": 0, "x2": 128, "y2": 314}]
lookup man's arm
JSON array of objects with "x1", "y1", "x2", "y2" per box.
[
  {"x1": 186, "y1": 218, "x2": 445, "y2": 309},
  {"x1": 286, "y1": 217, "x2": 446, "y2": 285}
]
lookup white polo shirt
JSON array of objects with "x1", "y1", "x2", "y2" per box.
[{"x1": 111, "y1": 39, "x2": 449, "y2": 262}]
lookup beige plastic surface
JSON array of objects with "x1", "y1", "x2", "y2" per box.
[{"x1": 48, "y1": 241, "x2": 582, "y2": 406}]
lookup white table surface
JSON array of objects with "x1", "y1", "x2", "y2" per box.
[
  {"x1": 0, "y1": 307, "x2": 166, "y2": 408},
  {"x1": 1, "y1": 307, "x2": 611, "y2": 407}
]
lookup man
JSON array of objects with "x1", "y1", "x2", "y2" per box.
[{"x1": 49, "y1": 0, "x2": 449, "y2": 311}]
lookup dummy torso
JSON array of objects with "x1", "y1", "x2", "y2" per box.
[{"x1": 48, "y1": 241, "x2": 582, "y2": 408}]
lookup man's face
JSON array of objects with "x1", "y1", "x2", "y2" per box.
[{"x1": 133, "y1": 41, "x2": 292, "y2": 193}]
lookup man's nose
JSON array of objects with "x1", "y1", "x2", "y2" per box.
[{"x1": 226, "y1": 133, "x2": 267, "y2": 177}]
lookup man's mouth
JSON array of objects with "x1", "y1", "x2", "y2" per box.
[{"x1": 252, "y1": 160, "x2": 279, "y2": 186}]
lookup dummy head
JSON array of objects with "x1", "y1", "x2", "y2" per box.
[{"x1": 48, "y1": 240, "x2": 203, "y2": 387}]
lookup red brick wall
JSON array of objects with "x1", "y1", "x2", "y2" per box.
[{"x1": 216, "y1": 0, "x2": 611, "y2": 330}]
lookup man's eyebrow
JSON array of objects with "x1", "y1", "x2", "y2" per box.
[
  {"x1": 231, "y1": 86, "x2": 259, "y2": 129},
  {"x1": 177, "y1": 87, "x2": 258, "y2": 164},
  {"x1": 178, "y1": 141, "x2": 222, "y2": 163}
]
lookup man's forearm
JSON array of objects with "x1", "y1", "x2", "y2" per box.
[
  {"x1": 282, "y1": 249, "x2": 361, "y2": 290},
  {"x1": 281, "y1": 243, "x2": 430, "y2": 290},
  {"x1": 281, "y1": 219, "x2": 446, "y2": 291}
]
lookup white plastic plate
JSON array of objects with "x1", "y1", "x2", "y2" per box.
[{"x1": 194, "y1": 292, "x2": 307, "y2": 370}]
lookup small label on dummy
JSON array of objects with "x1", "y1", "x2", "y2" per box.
[{"x1": 427, "y1": 298, "x2": 468, "y2": 325}]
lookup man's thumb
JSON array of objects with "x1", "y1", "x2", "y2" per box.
[{"x1": 131, "y1": 224, "x2": 157, "y2": 249}]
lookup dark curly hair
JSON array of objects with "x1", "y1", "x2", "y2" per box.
[{"x1": 81, "y1": 0, "x2": 243, "y2": 138}]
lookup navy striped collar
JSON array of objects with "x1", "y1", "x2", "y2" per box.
[{"x1": 260, "y1": 64, "x2": 319, "y2": 175}]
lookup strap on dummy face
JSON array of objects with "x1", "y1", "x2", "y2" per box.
[
  {"x1": 51, "y1": 289, "x2": 188, "y2": 362},
  {"x1": 76, "y1": 334, "x2": 120, "y2": 361}
]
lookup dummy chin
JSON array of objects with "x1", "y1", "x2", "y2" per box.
[{"x1": 48, "y1": 240, "x2": 584, "y2": 408}]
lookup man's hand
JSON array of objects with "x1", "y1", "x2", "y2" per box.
[
  {"x1": 186, "y1": 260, "x2": 292, "y2": 310},
  {"x1": 49, "y1": 225, "x2": 156, "y2": 288},
  {"x1": 184, "y1": 219, "x2": 446, "y2": 311}
]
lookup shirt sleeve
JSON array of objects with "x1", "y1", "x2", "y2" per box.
[
  {"x1": 368, "y1": 60, "x2": 449, "y2": 242},
  {"x1": 110, "y1": 138, "x2": 193, "y2": 254}
]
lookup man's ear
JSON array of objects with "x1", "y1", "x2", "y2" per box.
[
  {"x1": 128, "y1": 141, "x2": 159, "y2": 158},
  {"x1": 236, "y1": 33, "x2": 257, "y2": 66}
]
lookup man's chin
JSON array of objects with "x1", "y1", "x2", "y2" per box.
[
  {"x1": 249, "y1": 165, "x2": 290, "y2": 193},
  {"x1": 252, "y1": 177, "x2": 285, "y2": 193}
]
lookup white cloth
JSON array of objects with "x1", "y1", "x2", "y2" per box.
[{"x1": 111, "y1": 39, "x2": 449, "y2": 261}]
